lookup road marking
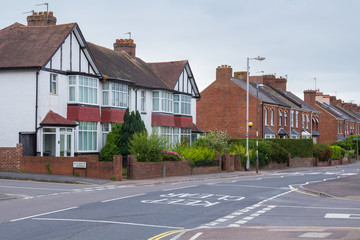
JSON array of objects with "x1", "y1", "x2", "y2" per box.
[
  {"x1": 33, "y1": 217, "x2": 184, "y2": 230},
  {"x1": 0, "y1": 185, "x2": 74, "y2": 191},
  {"x1": 102, "y1": 193, "x2": 146, "y2": 203},
  {"x1": 162, "y1": 185, "x2": 198, "y2": 192},
  {"x1": 211, "y1": 184, "x2": 285, "y2": 190},
  {"x1": 298, "y1": 232, "x2": 332, "y2": 238},
  {"x1": 10, "y1": 206, "x2": 78, "y2": 222},
  {"x1": 148, "y1": 230, "x2": 186, "y2": 240},
  {"x1": 325, "y1": 213, "x2": 360, "y2": 219},
  {"x1": 189, "y1": 232, "x2": 203, "y2": 240}
]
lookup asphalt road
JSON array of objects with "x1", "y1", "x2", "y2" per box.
[{"x1": 0, "y1": 166, "x2": 359, "y2": 240}]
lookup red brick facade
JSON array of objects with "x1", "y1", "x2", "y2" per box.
[
  {"x1": 152, "y1": 114, "x2": 193, "y2": 128},
  {"x1": 67, "y1": 105, "x2": 101, "y2": 122},
  {"x1": 0, "y1": 144, "x2": 22, "y2": 171},
  {"x1": 101, "y1": 108, "x2": 126, "y2": 123}
]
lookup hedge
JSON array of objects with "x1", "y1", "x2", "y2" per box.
[{"x1": 229, "y1": 138, "x2": 313, "y2": 158}]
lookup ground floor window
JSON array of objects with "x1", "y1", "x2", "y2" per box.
[
  {"x1": 265, "y1": 134, "x2": 275, "y2": 139},
  {"x1": 42, "y1": 127, "x2": 74, "y2": 157},
  {"x1": 78, "y1": 122, "x2": 98, "y2": 151},
  {"x1": 155, "y1": 126, "x2": 192, "y2": 146}
]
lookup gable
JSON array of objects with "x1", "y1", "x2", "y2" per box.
[{"x1": 174, "y1": 62, "x2": 200, "y2": 98}]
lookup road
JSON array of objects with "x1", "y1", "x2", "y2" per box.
[{"x1": 0, "y1": 165, "x2": 359, "y2": 240}]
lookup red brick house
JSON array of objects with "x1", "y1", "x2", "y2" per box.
[{"x1": 197, "y1": 65, "x2": 320, "y2": 141}]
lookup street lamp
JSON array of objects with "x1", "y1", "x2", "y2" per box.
[
  {"x1": 256, "y1": 83, "x2": 264, "y2": 174},
  {"x1": 246, "y1": 56, "x2": 265, "y2": 171}
]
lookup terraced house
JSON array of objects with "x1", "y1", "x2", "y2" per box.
[
  {"x1": 197, "y1": 65, "x2": 321, "y2": 142},
  {"x1": 0, "y1": 12, "x2": 200, "y2": 157}
]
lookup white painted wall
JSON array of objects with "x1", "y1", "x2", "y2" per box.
[{"x1": 0, "y1": 70, "x2": 36, "y2": 147}]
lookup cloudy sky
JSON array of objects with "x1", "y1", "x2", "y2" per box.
[{"x1": 2, "y1": 0, "x2": 359, "y2": 104}]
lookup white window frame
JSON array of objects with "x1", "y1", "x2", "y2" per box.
[
  {"x1": 302, "y1": 114, "x2": 305, "y2": 129},
  {"x1": 50, "y1": 74, "x2": 57, "y2": 95},
  {"x1": 284, "y1": 111, "x2": 287, "y2": 126},
  {"x1": 180, "y1": 95, "x2": 191, "y2": 115},
  {"x1": 77, "y1": 121, "x2": 98, "y2": 152},
  {"x1": 68, "y1": 76, "x2": 76, "y2": 101},
  {"x1": 68, "y1": 75, "x2": 99, "y2": 105},
  {"x1": 306, "y1": 115, "x2": 310, "y2": 129},
  {"x1": 270, "y1": 109, "x2": 274, "y2": 126},
  {"x1": 111, "y1": 82, "x2": 128, "y2": 108},
  {"x1": 264, "y1": 108, "x2": 268, "y2": 126},
  {"x1": 102, "y1": 82, "x2": 110, "y2": 106},
  {"x1": 140, "y1": 90, "x2": 146, "y2": 112},
  {"x1": 279, "y1": 110, "x2": 282, "y2": 126},
  {"x1": 291, "y1": 110, "x2": 294, "y2": 127},
  {"x1": 295, "y1": 111, "x2": 299, "y2": 128},
  {"x1": 153, "y1": 90, "x2": 173, "y2": 113}
]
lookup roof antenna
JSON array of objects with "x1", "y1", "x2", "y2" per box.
[
  {"x1": 313, "y1": 77, "x2": 317, "y2": 91},
  {"x1": 36, "y1": 3, "x2": 49, "y2": 22},
  {"x1": 23, "y1": 10, "x2": 35, "y2": 15},
  {"x1": 124, "y1": 32, "x2": 131, "y2": 39}
]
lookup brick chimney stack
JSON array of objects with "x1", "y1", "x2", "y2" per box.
[
  {"x1": 274, "y1": 76, "x2": 287, "y2": 91},
  {"x1": 263, "y1": 75, "x2": 276, "y2": 88},
  {"x1": 303, "y1": 90, "x2": 317, "y2": 107},
  {"x1": 216, "y1": 65, "x2": 232, "y2": 82},
  {"x1": 330, "y1": 96, "x2": 336, "y2": 106},
  {"x1": 113, "y1": 39, "x2": 136, "y2": 58},
  {"x1": 27, "y1": 11, "x2": 56, "y2": 26}
]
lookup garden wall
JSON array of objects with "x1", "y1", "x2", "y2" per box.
[
  {"x1": 289, "y1": 157, "x2": 315, "y2": 168},
  {"x1": 0, "y1": 144, "x2": 22, "y2": 171}
]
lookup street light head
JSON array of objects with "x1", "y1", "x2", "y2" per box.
[
  {"x1": 257, "y1": 83, "x2": 264, "y2": 88},
  {"x1": 248, "y1": 122, "x2": 253, "y2": 128},
  {"x1": 255, "y1": 56, "x2": 265, "y2": 61}
]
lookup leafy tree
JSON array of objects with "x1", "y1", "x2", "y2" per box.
[
  {"x1": 120, "y1": 108, "x2": 147, "y2": 156},
  {"x1": 99, "y1": 123, "x2": 122, "y2": 161}
]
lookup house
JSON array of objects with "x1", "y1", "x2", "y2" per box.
[
  {"x1": 197, "y1": 65, "x2": 320, "y2": 142},
  {"x1": 0, "y1": 11, "x2": 200, "y2": 158},
  {"x1": 304, "y1": 90, "x2": 360, "y2": 144}
]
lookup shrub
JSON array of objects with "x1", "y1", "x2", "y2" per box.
[
  {"x1": 173, "y1": 145, "x2": 215, "y2": 167},
  {"x1": 163, "y1": 151, "x2": 184, "y2": 161},
  {"x1": 330, "y1": 146, "x2": 341, "y2": 160},
  {"x1": 99, "y1": 123, "x2": 122, "y2": 162},
  {"x1": 196, "y1": 130, "x2": 229, "y2": 153},
  {"x1": 313, "y1": 144, "x2": 331, "y2": 162},
  {"x1": 129, "y1": 131, "x2": 166, "y2": 162}
]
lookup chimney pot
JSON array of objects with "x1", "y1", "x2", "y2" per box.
[{"x1": 113, "y1": 38, "x2": 136, "y2": 58}]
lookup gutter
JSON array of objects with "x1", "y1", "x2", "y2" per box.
[{"x1": 35, "y1": 69, "x2": 40, "y2": 154}]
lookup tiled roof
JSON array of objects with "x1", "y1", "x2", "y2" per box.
[
  {"x1": 0, "y1": 22, "x2": 76, "y2": 68},
  {"x1": 40, "y1": 110, "x2": 77, "y2": 127},
  {"x1": 191, "y1": 123, "x2": 204, "y2": 133},
  {"x1": 318, "y1": 102, "x2": 348, "y2": 120},
  {"x1": 312, "y1": 130, "x2": 321, "y2": 136},
  {"x1": 278, "y1": 128, "x2": 288, "y2": 135},
  {"x1": 148, "y1": 60, "x2": 188, "y2": 89},
  {"x1": 291, "y1": 129, "x2": 300, "y2": 136},
  {"x1": 283, "y1": 91, "x2": 319, "y2": 113},
  {"x1": 264, "y1": 126, "x2": 276, "y2": 135}
]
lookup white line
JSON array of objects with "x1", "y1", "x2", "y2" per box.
[
  {"x1": 10, "y1": 206, "x2": 78, "y2": 222},
  {"x1": 189, "y1": 232, "x2": 203, "y2": 240},
  {"x1": 32, "y1": 218, "x2": 183, "y2": 229},
  {"x1": 210, "y1": 184, "x2": 284, "y2": 190},
  {"x1": 162, "y1": 185, "x2": 198, "y2": 192},
  {"x1": 101, "y1": 193, "x2": 146, "y2": 203},
  {"x1": 0, "y1": 185, "x2": 75, "y2": 191}
]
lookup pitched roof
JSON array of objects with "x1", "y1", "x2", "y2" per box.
[
  {"x1": 0, "y1": 23, "x2": 76, "y2": 68},
  {"x1": 148, "y1": 60, "x2": 188, "y2": 89},
  {"x1": 40, "y1": 110, "x2": 77, "y2": 127},
  {"x1": 87, "y1": 42, "x2": 171, "y2": 89},
  {"x1": 317, "y1": 102, "x2": 348, "y2": 120}
]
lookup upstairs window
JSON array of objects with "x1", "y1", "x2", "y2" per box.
[
  {"x1": 284, "y1": 112, "x2": 287, "y2": 126},
  {"x1": 153, "y1": 91, "x2": 173, "y2": 113},
  {"x1": 295, "y1": 111, "x2": 299, "y2": 128},
  {"x1": 79, "y1": 76, "x2": 98, "y2": 104},
  {"x1": 69, "y1": 76, "x2": 76, "y2": 101},
  {"x1": 264, "y1": 109, "x2": 268, "y2": 126},
  {"x1": 141, "y1": 90, "x2": 146, "y2": 112},
  {"x1": 279, "y1": 111, "x2": 282, "y2": 126},
  {"x1": 111, "y1": 82, "x2": 128, "y2": 107},
  {"x1": 270, "y1": 109, "x2": 274, "y2": 126},
  {"x1": 306, "y1": 115, "x2": 310, "y2": 129},
  {"x1": 50, "y1": 74, "x2": 57, "y2": 95},
  {"x1": 102, "y1": 82, "x2": 109, "y2": 106},
  {"x1": 291, "y1": 110, "x2": 294, "y2": 127},
  {"x1": 173, "y1": 95, "x2": 180, "y2": 114},
  {"x1": 181, "y1": 95, "x2": 191, "y2": 115},
  {"x1": 302, "y1": 114, "x2": 305, "y2": 128}
]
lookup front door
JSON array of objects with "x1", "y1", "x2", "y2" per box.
[{"x1": 60, "y1": 128, "x2": 73, "y2": 156}]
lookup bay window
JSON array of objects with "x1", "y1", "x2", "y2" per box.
[
  {"x1": 68, "y1": 75, "x2": 98, "y2": 105},
  {"x1": 78, "y1": 121, "x2": 97, "y2": 151},
  {"x1": 111, "y1": 82, "x2": 128, "y2": 107}
]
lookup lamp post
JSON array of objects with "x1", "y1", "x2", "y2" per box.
[
  {"x1": 256, "y1": 83, "x2": 264, "y2": 174},
  {"x1": 246, "y1": 56, "x2": 265, "y2": 171}
]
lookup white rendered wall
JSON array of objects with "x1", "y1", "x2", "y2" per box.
[{"x1": 0, "y1": 70, "x2": 36, "y2": 147}]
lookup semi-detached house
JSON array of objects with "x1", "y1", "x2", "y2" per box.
[{"x1": 0, "y1": 12, "x2": 200, "y2": 157}]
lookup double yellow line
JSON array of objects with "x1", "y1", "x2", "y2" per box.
[{"x1": 148, "y1": 229, "x2": 187, "y2": 240}]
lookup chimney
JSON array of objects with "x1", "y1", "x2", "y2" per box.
[
  {"x1": 27, "y1": 11, "x2": 56, "y2": 26},
  {"x1": 216, "y1": 65, "x2": 232, "y2": 82},
  {"x1": 330, "y1": 96, "x2": 336, "y2": 106},
  {"x1": 234, "y1": 71, "x2": 247, "y2": 81},
  {"x1": 263, "y1": 74, "x2": 276, "y2": 88},
  {"x1": 113, "y1": 39, "x2": 136, "y2": 58},
  {"x1": 274, "y1": 76, "x2": 287, "y2": 91},
  {"x1": 335, "y1": 99, "x2": 343, "y2": 107},
  {"x1": 303, "y1": 90, "x2": 317, "y2": 107}
]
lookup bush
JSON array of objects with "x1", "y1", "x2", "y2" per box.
[
  {"x1": 330, "y1": 146, "x2": 341, "y2": 160},
  {"x1": 163, "y1": 151, "x2": 184, "y2": 161},
  {"x1": 313, "y1": 144, "x2": 331, "y2": 162},
  {"x1": 129, "y1": 131, "x2": 166, "y2": 162},
  {"x1": 196, "y1": 130, "x2": 229, "y2": 153},
  {"x1": 173, "y1": 145, "x2": 215, "y2": 167},
  {"x1": 99, "y1": 123, "x2": 122, "y2": 162}
]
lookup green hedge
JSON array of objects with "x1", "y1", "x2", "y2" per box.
[
  {"x1": 229, "y1": 138, "x2": 313, "y2": 158},
  {"x1": 313, "y1": 144, "x2": 331, "y2": 162},
  {"x1": 330, "y1": 146, "x2": 341, "y2": 160}
]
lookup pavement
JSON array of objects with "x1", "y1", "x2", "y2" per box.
[{"x1": 0, "y1": 162, "x2": 360, "y2": 201}]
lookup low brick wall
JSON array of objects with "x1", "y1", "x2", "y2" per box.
[
  {"x1": 331, "y1": 159, "x2": 340, "y2": 166},
  {"x1": 234, "y1": 155, "x2": 242, "y2": 171},
  {"x1": 0, "y1": 144, "x2": 22, "y2": 171},
  {"x1": 223, "y1": 153, "x2": 235, "y2": 172},
  {"x1": 191, "y1": 166, "x2": 221, "y2": 175},
  {"x1": 289, "y1": 157, "x2": 314, "y2": 168},
  {"x1": 261, "y1": 162, "x2": 288, "y2": 170},
  {"x1": 21, "y1": 155, "x2": 122, "y2": 180}
]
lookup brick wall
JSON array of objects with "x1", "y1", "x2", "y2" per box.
[
  {"x1": 20, "y1": 155, "x2": 122, "y2": 180},
  {"x1": 315, "y1": 103, "x2": 338, "y2": 144},
  {"x1": 289, "y1": 157, "x2": 314, "y2": 168},
  {"x1": 0, "y1": 144, "x2": 22, "y2": 171}
]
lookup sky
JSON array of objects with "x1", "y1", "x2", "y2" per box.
[{"x1": 2, "y1": 0, "x2": 359, "y2": 104}]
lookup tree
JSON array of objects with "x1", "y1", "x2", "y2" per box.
[
  {"x1": 120, "y1": 108, "x2": 147, "y2": 156},
  {"x1": 99, "y1": 123, "x2": 122, "y2": 162}
]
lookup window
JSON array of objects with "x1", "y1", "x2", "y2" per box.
[
  {"x1": 50, "y1": 74, "x2": 57, "y2": 95},
  {"x1": 291, "y1": 110, "x2": 294, "y2": 127},
  {"x1": 173, "y1": 95, "x2": 180, "y2": 114},
  {"x1": 270, "y1": 110, "x2": 274, "y2": 126},
  {"x1": 161, "y1": 91, "x2": 173, "y2": 112},
  {"x1": 102, "y1": 82, "x2": 109, "y2": 106},
  {"x1": 69, "y1": 76, "x2": 76, "y2": 101},
  {"x1": 78, "y1": 121, "x2": 97, "y2": 151},
  {"x1": 153, "y1": 91, "x2": 160, "y2": 111},
  {"x1": 111, "y1": 82, "x2": 128, "y2": 107},
  {"x1": 284, "y1": 112, "x2": 287, "y2": 126},
  {"x1": 102, "y1": 123, "x2": 110, "y2": 147},
  {"x1": 264, "y1": 109, "x2": 268, "y2": 126},
  {"x1": 156, "y1": 126, "x2": 191, "y2": 146},
  {"x1": 265, "y1": 134, "x2": 275, "y2": 139},
  {"x1": 181, "y1": 128, "x2": 191, "y2": 145},
  {"x1": 279, "y1": 111, "x2": 282, "y2": 126},
  {"x1": 181, "y1": 95, "x2": 191, "y2": 115},
  {"x1": 306, "y1": 115, "x2": 310, "y2": 129},
  {"x1": 302, "y1": 114, "x2": 305, "y2": 128},
  {"x1": 141, "y1": 90, "x2": 146, "y2": 112},
  {"x1": 295, "y1": 111, "x2": 298, "y2": 128},
  {"x1": 79, "y1": 76, "x2": 98, "y2": 104}
]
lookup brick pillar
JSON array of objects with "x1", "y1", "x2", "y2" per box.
[
  {"x1": 113, "y1": 155, "x2": 123, "y2": 181},
  {"x1": 16, "y1": 143, "x2": 23, "y2": 171},
  {"x1": 234, "y1": 154, "x2": 242, "y2": 171},
  {"x1": 223, "y1": 153, "x2": 234, "y2": 172},
  {"x1": 127, "y1": 155, "x2": 137, "y2": 180}
]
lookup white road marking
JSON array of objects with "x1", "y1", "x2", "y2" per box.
[
  {"x1": 32, "y1": 217, "x2": 183, "y2": 229},
  {"x1": 162, "y1": 185, "x2": 198, "y2": 192},
  {"x1": 298, "y1": 232, "x2": 332, "y2": 238},
  {"x1": 325, "y1": 213, "x2": 360, "y2": 219},
  {"x1": 189, "y1": 232, "x2": 203, "y2": 240},
  {"x1": 10, "y1": 206, "x2": 78, "y2": 222},
  {"x1": 102, "y1": 193, "x2": 146, "y2": 203}
]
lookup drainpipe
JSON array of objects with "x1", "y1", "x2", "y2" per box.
[
  {"x1": 134, "y1": 88, "x2": 139, "y2": 111},
  {"x1": 35, "y1": 69, "x2": 40, "y2": 155},
  {"x1": 310, "y1": 111, "x2": 313, "y2": 142}
]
